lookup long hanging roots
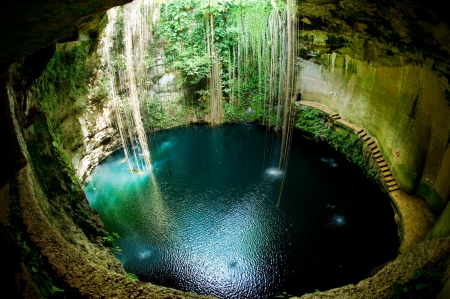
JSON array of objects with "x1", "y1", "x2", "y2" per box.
[
  {"x1": 102, "y1": 0, "x2": 160, "y2": 174},
  {"x1": 208, "y1": 0, "x2": 223, "y2": 126},
  {"x1": 275, "y1": 0, "x2": 296, "y2": 208}
]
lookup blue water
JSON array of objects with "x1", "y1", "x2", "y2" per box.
[{"x1": 85, "y1": 124, "x2": 398, "y2": 298}]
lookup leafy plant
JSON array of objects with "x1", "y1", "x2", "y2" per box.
[
  {"x1": 392, "y1": 268, "x2": 444, "y2": 299},
  {"x1": 295, "y1": 105, "x2": 380, "y2": 183},
  {"x1": 103, "y1": 231, "x2": 122, "y2": 254},
  {"x1": 31, "y1": 45, "x2": 91, "y2": 141},
  {"x1": 51, "y1": 141, "x2": 82, "y2": 192},
  {"x1": 154, "y1": 0, "x2": 288, "y2": 125},
  {"x1": 126, "y1": 272, "x2": 139, "y2": 280}
]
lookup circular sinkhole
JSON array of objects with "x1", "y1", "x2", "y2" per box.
[{"x1": 84, "y1": 124, "x2": 399, "y2": 298}]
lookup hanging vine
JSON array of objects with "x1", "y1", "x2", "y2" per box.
[{"x1": 101, "y1": 0, "x2": 161, "y2": 173}]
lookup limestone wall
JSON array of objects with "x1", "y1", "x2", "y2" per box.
[{"x1": 297, "y1": 53, "x2": 450, "y2": 212}]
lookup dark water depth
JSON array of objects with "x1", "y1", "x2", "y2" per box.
[{"x1": 84, "y1": 124, "x2": 399, "y2": 298}]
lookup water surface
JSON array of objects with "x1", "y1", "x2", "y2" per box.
[{"x1": 85, "y1": 124, "x2": 398, "y2": 298}]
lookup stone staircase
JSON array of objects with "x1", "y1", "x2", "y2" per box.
[
  {"x1": 331, "y1": 112, "x2": 341, "y2": 120},
  {"x1": 295, "y1": 101, "x2": 439, "y2": 254},
  {"x1": 357, "y1": 129, "x2": 400, "y2": 192},
  {"x1": 296, "y1": 101, "x2": 401, "y2": 193}
]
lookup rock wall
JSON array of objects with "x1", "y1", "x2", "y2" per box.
[
  {"x1": 296, "y1": 0, "x2": 450, "y2": 214},
  {"x1": 70, "y1": 38, "x2": 186, "y2": 181},
  {"x1": 149, "y1": 47, "x2": 184, "y2": 108},
  {"x1": 297, "y1": 54, "x2": 450, "y2": 210},
  {"x1": 2, "y1": 0, "x2": 450, "y2": 298}
]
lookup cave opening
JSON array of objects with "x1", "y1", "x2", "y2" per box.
[{"x1": 3, "y1": 0, "x2": 450, "y2": 297}]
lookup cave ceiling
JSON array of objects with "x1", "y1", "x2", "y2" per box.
[
  {"x1": 1, "y1": 0, "x2": 450, "y2": 75},
  {"x1": 0, "y1": 0, "x2": 132, "y2": 74}
]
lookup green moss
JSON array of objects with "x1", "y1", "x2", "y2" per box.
[
  {"x1": 427, "y1": 201, "x2": 450, "y2": 240},
  {"x1": 26, "y1": 114, "x2": 104, "y2": 242},
  {"x1": 326, "y1": 35, "x2": 347, "y2": 51},
  {"x1": 393, "y1": 168, "x2": 417, "y2": 195},
  {"x1": 426, "y1": 190, "x2": 446, "y2": 214},
  {"x1": 31, "y1": 45, "x2": 91, "y2": 142},
  {"x1": 417, "y1": 182, "x2": 431, "y2": 198}
]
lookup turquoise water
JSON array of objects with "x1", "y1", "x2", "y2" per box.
[{"x1": 85, "y1": 124, "x2": 398, "y2": 298}]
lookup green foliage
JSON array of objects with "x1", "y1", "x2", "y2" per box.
[
  {"x1": 25, "y1": 116, "x2": 105, "y2": 246},
  {"x1": 26, "y1": 45, "x2": 96, "y2": 238},
  {"x1": 31, "y1": 45, "x2": 91, "y2": 140},
  {"x1": 392, "y1": 268, "x2": 444, "y2": 299},
  {"x1": 126, "y1": 272, "x2": 139, "y2": 280},
  {"x1": 21, "y1": 240, "x2": 66, "y2": 297},
  {"x1": 114, "y1": 7, "x2": 125, "y2": 50},
  {"x1": 174, "y1": 52, "x2": 211, "y2": 85},
  {"x1": 143, "y1": 96, "x2": 188, "y2": 131},
  {"x1": 223, "y1": 102, "x2": 246, "y2": 123},
  {"x1": 295, "y1": 106, "x2": 380, "y2": 183},
  {"x1": 51, "y1": 141, "x2": 82, "y2": 192},
  {"x1": 155, "y1": 0, "x2": 285, "y2": 124},
  {"x1": 103, "y1": 231, "x2": 122, "y2": 254},
  {"x1": 295, "y1": 106, "x2": 331, "y2": 141},
  {"x1": 158, "y1": 0, "x2": 237, "y2": 83}
]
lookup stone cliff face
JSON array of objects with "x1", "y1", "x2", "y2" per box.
[
  {"x1": 296, "y1": 0, "x2": 450, "y2": 213},
  {"x1": 72, "y1": 38, "x2": 185, "y2": 181},
  {"x1": 1, "y1": 0, "x2": 450, "y2": 298}
]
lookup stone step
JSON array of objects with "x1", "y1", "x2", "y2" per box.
[
  {"x1": 368, "y1": 143, "x2": 378, "y2": 150},
  {"x1": 376, "y1": 157, "x2": 385, "y2": 163},
  {"x1": 389, "y1": 185, "x2": 400, "y2": 192},
  {"x1": 383, "y1": 170, "x2": 393, "y2": 177},
  {"x1": 381, "y1": 166, "x2": 390, "y2": 172},
  {"x1": 384, "y1": 175, "x2": 395, "y2": 182},
  {"x1": 331, "y1": 112, "x2": 339, "y2": 117},
  {"x1": 378, "y1": 162, "x2": 387, "y2": 169},
  {"x1": 334, "y1": 116, "x2": 342, "y2": 120},
  {"x1": 373, "y1": 152, "x2": 382, "y2": 158},
  {"x1": 363, "y1": 135, "x2": 371, "y2": 141},
  {"x1": 387, "y1": 181, "x2": 397, "y2": 187},
  {"x1": 367, "y1": 139, "x2": 376, "y2": 146},
  {"x1": 357, "y1": 128, "x2": 365, "y2": 134}
]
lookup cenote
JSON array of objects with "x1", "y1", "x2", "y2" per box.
[{"x1": 84, "y1": 124, "x2": 399, "y2": 298}]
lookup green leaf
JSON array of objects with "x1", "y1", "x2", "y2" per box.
[
  {"x1": 126, "y1": 273, "x2": 139, "y2": 280},
  {"x1": 50, "y1": 285, "x2": 65, "y2": 293},
  {"x1": 416, "y1": 282, "x2": 431, "y2": 290},
  {"x1": 39, "y1": 286, "x2": 49, "y2": 297},
  {"x1": 412, "y1": 268, "x2": 426, "y2": 279}
]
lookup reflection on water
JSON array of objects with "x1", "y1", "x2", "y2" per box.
[
  {"x1": 327, "y1": 214, "x2": 347, "y2": 228},
  {"x1": 320, "y1": 157, "x2": 338, "y2": 168},
  {"x1": 85, "y1": 124, "x2": 399, "y2": 298},
  {"x1": 264, "y1": 167, "x2": 284, "y2": 178}
]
